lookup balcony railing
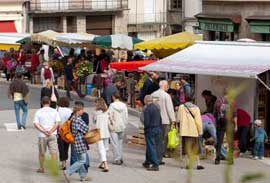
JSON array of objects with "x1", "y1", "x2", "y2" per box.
[
  {"x1": 128, "y1": 12, "x2": 167, "y2": 25},
  {"x1": 30, "y1": 0, "x2": 128, "y2": 12},
  {"x1": 128, "y1": 12, "x2": 182, "y2": 25}
]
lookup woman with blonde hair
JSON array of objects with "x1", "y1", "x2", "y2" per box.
[
  {"x1": 93, "y1": 98, "x2": 110, "y2": 172},
  {"x1": 40, "y1": 79, "x2": 59, "y2": 108}
]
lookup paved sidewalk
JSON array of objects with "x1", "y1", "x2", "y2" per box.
[{"x1": 0, "y1": 108, "x2": 269, "y2": 183}]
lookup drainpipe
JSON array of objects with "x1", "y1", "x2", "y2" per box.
[
  {"x1": 23, "y1": 1, "x2": 30, "y2": 33},
  {"x1": 182, "y1": 0, "x2": 185, "y2": 31}
]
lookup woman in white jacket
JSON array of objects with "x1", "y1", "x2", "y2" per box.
[{"x1": 93, "y1": 98, "x2": 110, "y2": 172}]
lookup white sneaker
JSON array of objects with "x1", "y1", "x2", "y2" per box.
[
  {"x1": 259, "y1": 157, "x2": 265, "y2": 160},
  {"x1": 239, "y1": 153, "x2": 244, "y2": 157},
  {"x1": 20, "y1": 128, "x2": 25, "y2": 132},
  {"x1": 253, "y1": 156, "x2": 259, "y2": 160}
]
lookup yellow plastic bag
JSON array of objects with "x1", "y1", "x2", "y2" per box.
[{"x1": 167, "y1": 128, "x2": 180, "y2": 149}]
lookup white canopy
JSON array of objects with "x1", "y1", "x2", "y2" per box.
[
  {"x1": 141, "y1": 41, "x2": 270, "y2": 78},
  {"x1": 0, "y1": 33, "x2": 30, "y2": 44},
  {"x1": 55, "y1": 33, "x2": 96, "y2": 45}
]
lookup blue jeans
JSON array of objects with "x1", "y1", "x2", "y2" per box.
[
  {"x1": 254, "y1": 141, "x2": 264, "y2": 157},
  {"x1": 145, "y1": 127, "x2": 162, "y2": 167},
  {"x1": 200, "y1": 122, "x2": 227, "y2": 158},
  {"x1": 70, "y1": 145, "x2": 90, "y2": 171},
  {"x1": 14, "y1": 100, "x2": 28, "y2": 129},
  {"x1": 67, "y1": 152, "x2": 87, "y2": 179}
]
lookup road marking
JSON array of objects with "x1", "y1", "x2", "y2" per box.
[{"x1": 4, "y1": 123, "x2": 20, "y2": 132}]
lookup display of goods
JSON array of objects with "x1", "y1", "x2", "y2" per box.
[{"x1": 76, "y1": 61, "x2": 93, "y2": 77}]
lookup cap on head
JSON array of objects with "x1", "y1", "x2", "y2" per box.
[{"x1": 254, "y1": 120, "x2": 262, "y2": 126}]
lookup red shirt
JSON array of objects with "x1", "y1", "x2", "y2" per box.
[
  {"x1": 31, "y1": 53, "x2": 39, "y2": 70},
  {"x1": 16, "y1": 52, "x2": 26, "y2": 65},
  {"x1": 237, "y1": 108, "x2": 251, "y2": 128}
]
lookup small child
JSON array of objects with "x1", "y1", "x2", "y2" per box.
[{"x1": 251, "y1": 120, "x2": 269, "y2": 160}]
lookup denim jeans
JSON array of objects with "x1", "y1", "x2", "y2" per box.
[
  {"x1": 14, "y1": 100, "x2": 28, "y2": 129},
  {"x1": 254, "y1": 141, "x2": 264, "y2": 157},
  {"x1": 110, "y1": 132, "x2": 124, "y2": 161},
  {"x1": 237, "y1": 126, "x2": 248, "y2": 153},
  {"x1": 216, "y1": 129, "x2": 233, "y2": 161},
  {"x1": 145, "y1": 127, "x2": 162, "y2": 167},
  {"x1": 200, "y1": 122, "x2": 227, "y2": 158},
  {"x1": 67, "y1": 152, "x2": 87, "y2": 179},
  {"x1": 70, "y1": 145, "x2": 90, "y2": 171},
  {"x1": 66, "y1": 80, "x2": 72, "y2": 99}
]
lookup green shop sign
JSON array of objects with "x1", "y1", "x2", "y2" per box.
[
  {"x1": 249, "y1": 20, "x2": 270, "y2": 34},
  {"x1": 199, "y1": 20, "x2": 235, "y2": 32}
]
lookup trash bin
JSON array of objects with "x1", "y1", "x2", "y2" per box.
[{"x1": 86, "y1": 84, "x2": 93, "y2": 95}]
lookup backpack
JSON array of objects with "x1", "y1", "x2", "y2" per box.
[
  {"x1": 108, "y1": 107, "x2": 126, "y2": 132},
  {"x1": 218, "y1": 97, "x2": 228, "y2": 119},
  {"x1": 59, "y1": 119, "x2": 75, "y2": 144},
  {"x1": 44, "y1": 68, "x2": 52, "y2": 80}
]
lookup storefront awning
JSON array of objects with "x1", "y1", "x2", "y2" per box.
[
  {"x1": 246, "y1": 16, "x2": 270, "y2": 33},
  {"x1": 110, "y1": 60, "x2": 156, "y2": 72},
  {"x1": 0, "y1": 21, "x2": 17, "y2": 32},
  {"x1": 140, "y1": 41, "x2": 270, "y2": 78},
  {"x1": 196, "y1": 14, "x2": 241, "y2": 33}
]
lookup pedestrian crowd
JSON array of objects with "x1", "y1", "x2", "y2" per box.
[{"x1": 7, "y1": 67, "x2": 269, "y2": 182}]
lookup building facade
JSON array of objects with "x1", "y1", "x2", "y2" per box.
[
  {"x1": 0, "y1": 0, "x2": 28, "y2": 33},
  {"x1": 182, "y1": 0, "x2": 202, "y2": 33},
  {"x1": 127, "y1": 0, "x2": 182, "y2": 40},
  {"x1": 26, "y1": 0, "x2": 128, "y2": 34},
  {"x1": 197, "y1": 0, "x2": 270, "y2": 41}
]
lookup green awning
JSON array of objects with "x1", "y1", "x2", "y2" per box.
[
  {"x1": 198, "y1": 19, "x2": 235, "y2": 32},
  {"x1": 249, "y1": 20, "x2": 270, "y2": 33}
]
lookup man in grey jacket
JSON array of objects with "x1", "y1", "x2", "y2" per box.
[{"x1": 151, "y1": 80, "x2": 176, "y2": 160}]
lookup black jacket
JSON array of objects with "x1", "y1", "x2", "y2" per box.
[
  {"x1": 40, "y1": 87, "x2": 59, "y2": 101},
  {"x1": 143, "y1": 103, "x2": 162, "y2": 131}
]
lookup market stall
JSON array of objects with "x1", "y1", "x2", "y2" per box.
[
  {"x1": 93, "y1": 34, "x2": 143, "y2": 50},
  {"x1": 109, "y1": 60, "x2": 156, "y2": 71},
  {"x1": 31, "y1": 30, "x2": 96, "y2": 48},
  {"x1": 134, "y1": 32, "x2": 202, "y2": 58},
  {"x1": 141, "y1": 41, "x2": 270, "y2": 156},
  {"x1": 0, "y1": 33, "x2": 30, "y2": 51}
]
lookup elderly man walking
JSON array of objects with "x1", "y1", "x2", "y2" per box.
[{"x1": 151, "y1": 80, "x2": 176, "y2": 160}]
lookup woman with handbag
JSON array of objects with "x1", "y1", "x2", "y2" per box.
[
  {"x1": 93, "y1": 98, "x2": 110, "y2": 172},
  {"x1": 40, "y1": 79, "x2": 59, "y2": 109},
  {"x1": 176, "y1": 95, "x2": 204, "y2": 170}
]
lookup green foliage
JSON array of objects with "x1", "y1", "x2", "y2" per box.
[
  {"x1": 77, "y1": 61, "x2": 93, "y2": 77},
  {"x1": 240, "y1": 173, "x2": 266, "y2": 183}
]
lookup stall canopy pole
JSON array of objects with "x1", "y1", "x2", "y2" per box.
[{"x1": 256, "y1": 75, "x2": 270, "y2": 91}]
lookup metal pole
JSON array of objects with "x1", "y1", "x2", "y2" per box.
[{"x1": 256, "y1": 75, "x2": 270, "y2": 91}]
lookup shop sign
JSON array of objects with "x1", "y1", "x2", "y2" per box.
[{"x1": 199, "y1": 22, "x2": 234, "y2": 32}]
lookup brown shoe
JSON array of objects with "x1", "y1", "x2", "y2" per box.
[{"x1": 36, "y1": 168, "x2": 45, "y2": 173}]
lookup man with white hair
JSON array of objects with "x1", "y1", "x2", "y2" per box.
[{"x1": 151, "y1": 80, "x2": 176, "y2": 160}]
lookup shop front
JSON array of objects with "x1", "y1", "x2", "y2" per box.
[
  {"x1": 196, "y1": 14, "x2": 241, "y2": 41},
  {"x1": 246, "y1": 16, "x2": 270, "y2": 41}
]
